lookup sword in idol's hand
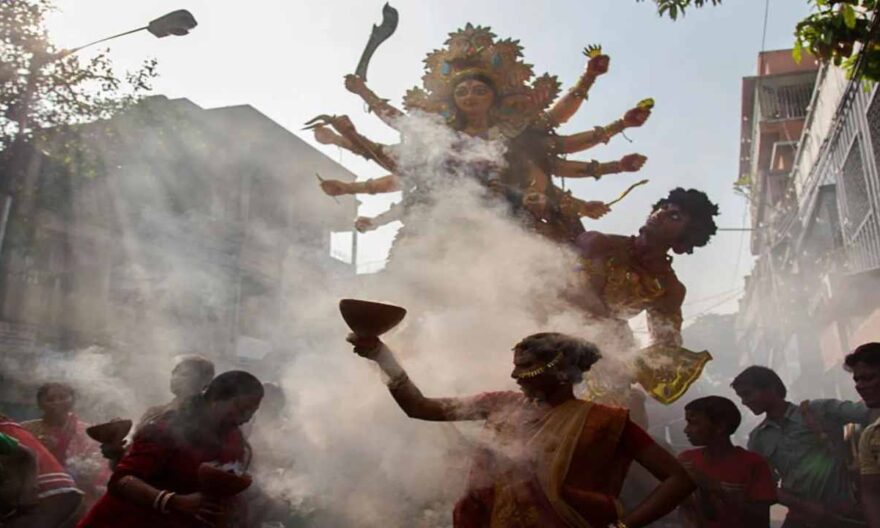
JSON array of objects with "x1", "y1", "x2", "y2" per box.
[{"x1": 355, "y1": 3, "x2": 399, "y2": 82}]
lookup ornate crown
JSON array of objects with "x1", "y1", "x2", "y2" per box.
[{"x1": 403, "y1": 24, "x2": 560, "y2": 131}]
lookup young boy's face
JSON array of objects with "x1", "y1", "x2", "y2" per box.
[{"x1": 684, "y1": 410, "x2": 722, "y2": 446}]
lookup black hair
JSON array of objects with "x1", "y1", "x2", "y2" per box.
[
  {"x1": 514, "y1": 332, "x2": 601, "y2": 384},
  {"x1": 844, "y1": 342, "x2": 880, "y2": 371},
  {"x1": 202, "y1": 370, "x2": 264, "y2": 403},
  {"x1": 652, "y1": 188, "x2": 719, "y2": 254},
  {"x1": 685, "y1": 396, "x2": 742, "y2": 436},
  {"x1": 170, "y1": 371, "x2": 264, "y2": 448},
  {"x1": 731, "y1": 366, "x2": 787, "y2": 398},
  {"x1": 35, "y1": 382, "x2": 74, "y2": 404}
]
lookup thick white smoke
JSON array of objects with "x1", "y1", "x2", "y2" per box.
[{"x1": 265, "y1": 113, "x2": 608, "y2": 527}]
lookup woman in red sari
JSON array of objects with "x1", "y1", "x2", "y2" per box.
[
  {"x1": 77, "y1": 370, "x2": 264, "y2": 528},
  {"x1": 348, "y1": 332, "x2": 695, "y2": 528}
]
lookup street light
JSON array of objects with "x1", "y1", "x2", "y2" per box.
[
  {"x1": 54, "y1": 9, "x2": 198, "y2": 62},
  {"x1": 17, "y1": 9, "x2": 198, "y2": 136},
  {"x1": 0, "y1": 9, "x2": 198, "y2": 257}
]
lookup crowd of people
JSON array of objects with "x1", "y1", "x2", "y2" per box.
[{"x1": 1, "y1": 341, "x2": 879, "y2": 527}]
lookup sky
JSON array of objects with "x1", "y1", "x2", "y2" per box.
[{"x1": 45, "y1": 0, "x2": 814, "y2": 322}]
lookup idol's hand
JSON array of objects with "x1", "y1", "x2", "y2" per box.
[
  {"x1": 354, "y1": 216, "x2": 376, "y2": 233},
  {"x1": 586, "y1": 54, "x2": 610, "y2": 76},
  {"x1": 344, "y1": 74, "x2": 368, "y2": 95},
  {"x1": 346, "y1": 333, "x2": 383, "y2": 360},
  {"x1": 578, "y1": 200, "x2": 610, "y2": 220},
  {"x1": 313, "y1": 125, "x2": 339, "y2": 145},
  {"x1": 623, "y1": 106, "x2": 651, "y2": 128},
  {"x1": 620, "y1": 154, "x2": 647, "y2": 172},
  {"x1": 320, "y1": 179, "x2": 351, "y2": 196}
]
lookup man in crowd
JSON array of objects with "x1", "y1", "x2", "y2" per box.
[
  {"x1": 733, "y1": 365, "x2": 869, "y2": 527},
  {"x1": 846, "y1": 342, "x2": 880, "y2": 527},
  {"x1": 678, "y1": 395, "x2": 776, "y2": 527},
  {"x1": 0, "y1": 414, "x2": 82, "y2": 527}
]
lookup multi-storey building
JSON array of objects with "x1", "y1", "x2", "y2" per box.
[
  {"x1": 737, "y1": 48, "x2": 880, "y2": 399},
  {"x1": 0, "y1": 96, "x2": 358, "y2": 416}
]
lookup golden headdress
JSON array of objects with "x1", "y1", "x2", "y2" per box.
[{"x1": 403, "y1": 24, "x2": 561, "y2": 131}]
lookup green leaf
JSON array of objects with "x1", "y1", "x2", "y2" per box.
[
  {"x1": 793, "y1": 40, "x2": 803, "y2": 63},
  {"x1": 842, "y1": 4, "x2": 857, "y2": 29}
]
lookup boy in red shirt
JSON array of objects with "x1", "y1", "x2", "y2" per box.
[{"x1": 678, "y1": 396, "x2": 777, "y2": 528}]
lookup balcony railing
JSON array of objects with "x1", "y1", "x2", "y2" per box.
[
  {"x1": 758, "y1": 81, "x2": 815, "y2": 122},
  {"x1": 846, "y1": 211, "x2": 880, "y2": 274}
]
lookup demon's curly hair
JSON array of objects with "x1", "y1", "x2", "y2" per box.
[{"x1": 652, "y1": 188, "x2": 719, "y2": 254}]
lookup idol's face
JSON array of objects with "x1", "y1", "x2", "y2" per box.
[
  {"x1": 511, "y1": 347, "x2": 561, "y2": 400},
  {"x1": 453, "y1": 79, "x2": 495, "y2": 117},
  {"x1": 683, "y1": 410, "x2": 719, "y2": 446},
  {"x1": 38, "y1": 387, "x2": 73, "y2": 419},
  {"x1": 852, "y1": 362, "x2": 880, "y2": 408},
  {"x1": 641, "y1": 202, "x2": 690, "y2": 246}
]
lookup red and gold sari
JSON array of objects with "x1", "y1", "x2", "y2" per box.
[{"x1": 453, "y1": 392, "x2": 652, "y2": 528}]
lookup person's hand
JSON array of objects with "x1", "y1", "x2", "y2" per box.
[
  {"x1": 354, "y1": 216, "x2": 376, "y2": 233},
  {"x1": 170, "y1": 493, "x2": 225, "y2": 524},
  {"x1": 620, "y1": 153, "x2": 647, "y2": 172},
  {"x1": 346, "y1": 333, "x2": 384, "y2": 360},
  {"x1": 320, "y1": 180, "x2": 351, "y2": 196},
  {"x1": 344, "y1": 74, "x2": 368, "y2": 95},
  {"x1": 623, "y1": 106, "x2": 651, "y2": 128},
  {"x1": 100, "y1": 439, "x2": 127, "y2": 461}
]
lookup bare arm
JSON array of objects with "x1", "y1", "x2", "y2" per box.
[
  {"x1": 108, "y1": 475, "x2": 222, "y2": 522},
  {"x1": 320, "y1": 174, "x2": 402, "y2": 198},
  {"x1": 554, "y1": 105, "x2": 651, "y2": 154},
  {"x1": 622, "y1": 444, "x2": 695, "y2": 528},
  {"x1": 345, "y1": 74, "x2": 405, "y2": 130},
  {"x1": 545, "y1": 52, "x2": 609, "y2": 128},
  {"x1": 553, "y1": 154, "x2": 647, "y2": 179},
  {"x1": 348, "y1": 335, "x2": 488, "y2": 422},
  {"x1": 305, "y1": 114, "x2": 397, "y2": 172}
]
